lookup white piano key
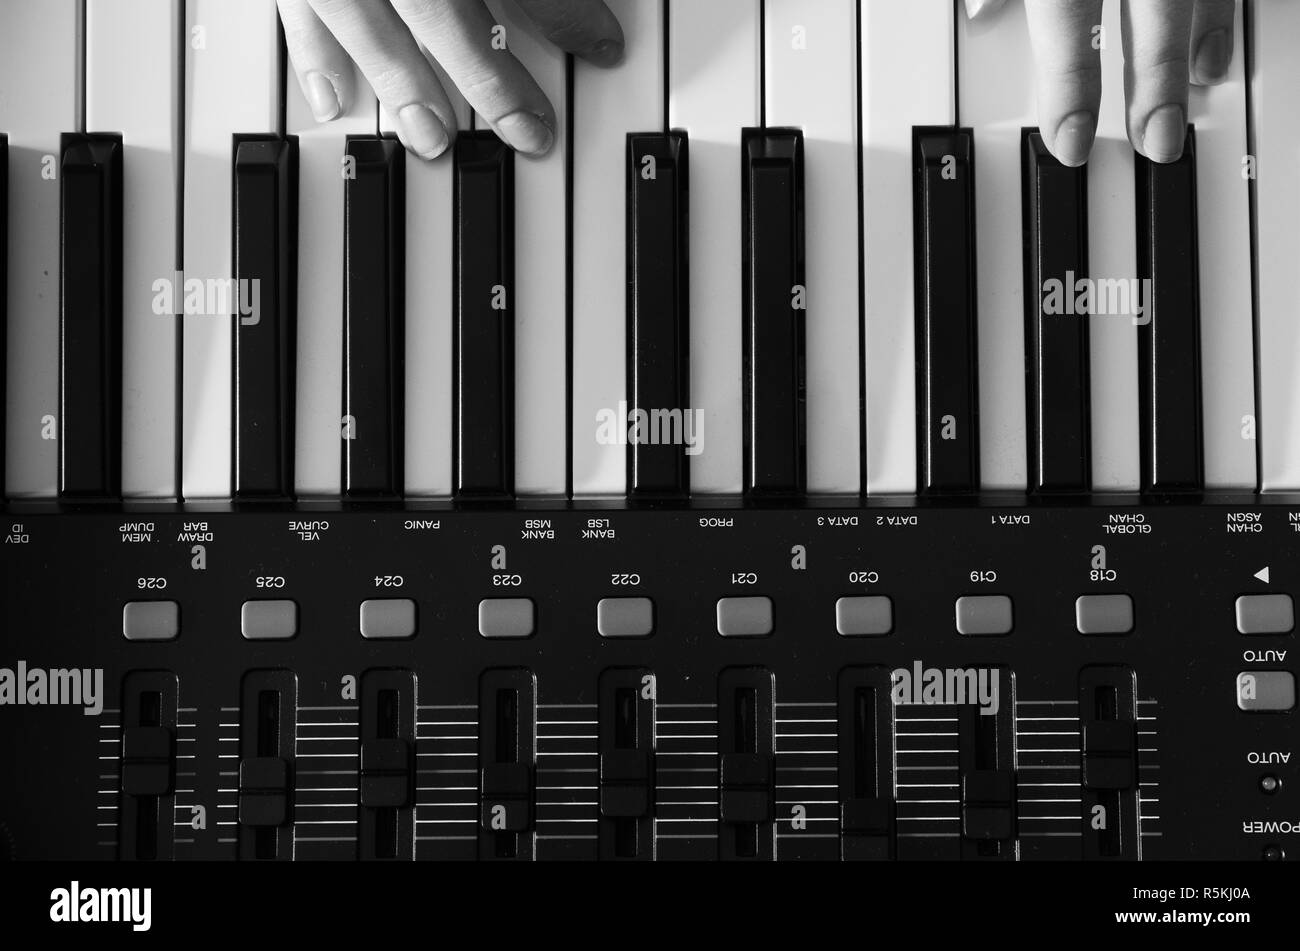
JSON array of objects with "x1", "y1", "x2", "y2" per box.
[
  {"x1": 86, "y1": 0, "x2": 181, "y2": 499},
  {"x1": 958, "y1": 3, "x2": 1031, "y2": 491},
  {"x1": 861, "y1": 0, "x2": 954, "y2": 495},
  {"x1": 182, "y1": 0, "x2": 280, "y2": 500},
  {"x1": 765, "y1": 0, "x2": 860, "y2": 495},
  {"x1": 572, "y1": 0, "x2": 664, "y2": 497},
  {"x1": 1088, "y1": 0, "x2": 1141, "y2": 492},
  {"x1": 493, "y1": 1, "x2": 567, "y2": 498},
  {"x1": 1252, "y1": 0, "x2": 1300, "y2": 492},
  {"x1": 1192, "y1": 1, "x2": 1254, "y2": 491},
  {"x1": 669, "y1": 0, "x2": 759, "y2": 496},
  {"x1": 0, "y1": 0, "x2": 81, "y2": 498},
  {"x1": 384, "y1": 58, "x2": 464, "y2": 500},
  {"x1": 293, "y1": 70, "x2": 378, "y2": 499}
]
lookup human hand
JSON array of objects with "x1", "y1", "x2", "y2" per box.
[
  {"x1": 278, "y1": 0, "x2": 624, "y2": 159},
  {"x1": 966, "y1": 0, "x2": 1236, "y2": 166}
]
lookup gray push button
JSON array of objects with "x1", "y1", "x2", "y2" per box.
[
  {"x1": 1235, "y1": 594, "x2": 1295, "y2": 635},
  {"x1": 479, "y1": 598, "x2": 535, "y2": 639},
  {"x1": 1075, "y1": 594, "x2": 1134, "y2": 635},
  {"x1": 955, "y1": 595, "x2": 1013, "y2": 636},
  {"x1": 597, "y1": 598, "x2": 654, "y2": 638},
  {"x1": 836, "y1": 596, "x2": 893, "y2": 637},
  {"x1": 122, "y1": 601, "x2": 180, "y2": 642},
  {"x1": 241, "y1": 600, "x2": 298, "y2": 640},
  {"x1": 717, "y1": 597, "x2": 773, "y2": 638},
  {"x1": 360, "y1": 599, "x2": 417, "y2": 640},
  {"x1": 1236, "y1": 671, "x2": 1296, "y2": 712}
]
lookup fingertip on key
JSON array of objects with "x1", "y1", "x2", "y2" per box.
[
  {"x1": 304, "y1": 70, "x2": 341, "y2": 123},
  {"x1": 1193, "y1": 29, "x2": 1230, "y2": 86},
  {"x1": 585, "y1": 37, "x2": 625, "y2": 68},
  {"x1": 1050, "y1": 111, "x2": 1097, "y2": 168},
  {"x1": 1139, "y1": 104, "x2": 1187, "y2": 164},
  {"x1": 397, "y1": 103, "x2": 451, "y2": 161},
  {"x1": 497, "y1": 111, "x2": 555, "y2": 156}
]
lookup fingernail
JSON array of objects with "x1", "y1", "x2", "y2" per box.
[
  {"x1": 1140, "y1": 103, "x2": 1186, "y2": 163},
  {"x1": 1194, "y1": 29, "x2": 1229, "y2": 84},
  {"x1": 497, "y1": 111, "x2": 554, "y2": 155},
  {"x1": 397, "y1": 103, "x2": 450, "y2": 160},
  {"x1": 304, "y1": 71, "x2": 341, "y2": 122},
  {"x1": 586, "y1": 37, "x2": 624, "y2": 67},
  {"x1": 1051, "y1": 111, "x2": 1096, "y2": 167}
]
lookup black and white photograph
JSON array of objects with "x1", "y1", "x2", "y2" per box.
[{"x1": 0, "y1": 0, "x2": 1296, "y2": 935}]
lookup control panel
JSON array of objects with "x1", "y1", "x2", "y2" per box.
[{"x1": 0, "y1": 501, "x2": 1295, "y2": 860}]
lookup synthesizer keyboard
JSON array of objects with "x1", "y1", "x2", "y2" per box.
[{"x1": 1, "y1": 0, "x2": 1297, "y2": 862}]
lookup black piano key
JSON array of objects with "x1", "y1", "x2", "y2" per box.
[
  {"x1": 343, "y1": 137, "x2": 405, "y2": 499},
  {"x1": 1, "y1": 134, "x2": 7, "y2": 498},
  {"x1": 627, "y1": 132, "x2": 689, "y2": 498},
  {"x1": 1022, "y1": 130, "x2": 1090, "y2": 493},
  {"x1": 59, "y1": 133, "x2": 123, "y2": 499},
  {"x1": 233, "y1": 137, "x2": 297, "y2": 499},
  {"x1": 742, "y1": 129, "x2": 805, "y2": 497},
  {"x1": 1136, "y1": 129, "x2": 1203, "y2": 493},
  {"x1": 454, "y1": 132, "x2": 515, "y2": 498},
  {"x1": 913, "y1": 128, "x2": 979, "y2": 494}
]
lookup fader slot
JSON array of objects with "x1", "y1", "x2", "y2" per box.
[
  {"x1": 118, "y1": 671, "x2": 178, "y2": 861},
  {"x1": 958, "y1": 667, "x2": 1017, "y2": 860},
  {"x1": 358, "y1": 670, "x2": 416, "y2": 861},
  {"x1": 598, "y1": 668, "x2": 656, "y2": 860},
  {"x1": 478, "y1": 669, "x2": 537, "y2": 861},
  {"x1": 1078, "y1": 666, "x2": 1140, "y2": 860},
  {"x1": 718, "y1": 668, "x2": 774, "y2": 861},
  {"x1": 837, "y1": 667, "x2": 896, "y2": 860},
  {"x1": 236, "y1": 670, "x2": 297, "y2": 861}
]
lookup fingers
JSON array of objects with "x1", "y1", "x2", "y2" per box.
[
  {"x1": 391, "y1": 0, "x2": 556, "y2": 155},
  {"x1": 511, "y1": 0, "x2": 625, "y2": 65},
  {"x1": 1121, "y1": 0, "x2": 1196, "y2": 163},
  {"x1": 1024, "y1": 0, "x2": 1105, "y2": 167},
  {"x1": 964, "y1": 0, "x2": 1009, "y2": 19},
  {"x1": 306, "y1": 0, "x2": 458, "y2": 159},
  {"x1": 278, "y1": 0, "x2": 355, "y2": 121},
  {"x1": 1190, "y1": 0, "x2": 1236, "y2": 85}
]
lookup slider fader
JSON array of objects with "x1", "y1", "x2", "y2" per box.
[{"x1": 1, "y1": 501, "x2": 1294, "y2": 861}]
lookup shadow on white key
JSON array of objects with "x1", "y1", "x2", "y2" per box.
[
  {"x1": 765, "y1": 0, "x2": 860, "y2": 495},
  {"x1": 1088, "y1": 2, "x2": 1141, "y2": 492},
  {"x1": 387, "y1": 56, "x2": 465, "y2": 500},
  {"x1": 668, "y1": 0, "x2": 759, "y2": 496},
  {"x1": 1192, "y1": 1, "x2": 1254, "y2": 491},
  {"x1": 861, "y1": 0, "x2": 954, "y2": 496},
  {"x1": 88, "y1": 0, "x2": 181, "y2": 499},
  {"x1": 182, "y1": 0, "x2": 279, "y2": 500},
  {"x1": 1, "y1": 0, "x2": 80, "y2": 498},
  {"x1": 1252, "y1": 0, "x2": 1300, "y2": 492},
  {"x1": 292, "y1": 65, "x2": 377, "y2": 499},
  {"x1": 572, "y1": 0, "x2": 664, "y2": 498},
  {"x1": 959, "y1": 3, "x2": 1031, "y2": 491},
  {"x1": 492, "y1": 1, "x2": 568, "y2": 498}
]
